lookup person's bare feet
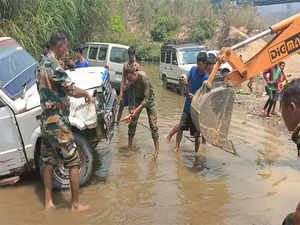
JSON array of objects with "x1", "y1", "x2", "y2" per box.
[
  {"x1": 173, "y1": 147, "x2": 179, "y2": 153},
  {"x1": 72, "y1": 203, "x2": 90, "y2": 211},
  {"x1": 45, "y1": 201, "x2": 56, "y2": 210}
]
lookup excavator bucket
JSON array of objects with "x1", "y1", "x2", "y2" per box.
[{"x1": 191, "y1": 86, "x2": 237, "y2": 155}]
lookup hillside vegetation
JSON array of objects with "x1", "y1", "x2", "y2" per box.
[{"x1": 0, "y1": 0, "x2": 264, "y2": 61}]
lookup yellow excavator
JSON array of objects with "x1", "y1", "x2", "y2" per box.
[{"x1": 191, "y1": 12, "x2": 300, "y2": 154}]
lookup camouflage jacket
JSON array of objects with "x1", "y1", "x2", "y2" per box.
[
  {"x1": 131, "y1": 71, "x2": 155, "y2": 107},
  {"x1": 37, "y1": 51, "x2": 75, "y2": 119}
]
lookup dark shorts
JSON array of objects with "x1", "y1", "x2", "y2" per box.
[
  {"x1": 120, "y1": 91, "x2": 129, "y2": 107},
  {"x1": 179, "y1": 112, "x2": 200, "y2": 137}
]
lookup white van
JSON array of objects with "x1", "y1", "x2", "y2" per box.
[
  {"x1": 160, "y1": 41, "x2": 206, "y2": 95},
  {"x1": 82, "y1": 43, "x2": 129, "y2": 93},
  {"x1": 160, "y1": 41, "x2": 232, "y2": 95}
]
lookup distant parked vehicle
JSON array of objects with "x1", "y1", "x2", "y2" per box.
[
  {"x1": 160, "y1": 40, "x2": 205, "y2": 95},
  {"x1": 82, "y1": 42, "x2": 129, "y2": 93},
  {"x1": 159, "y1": 40, "x2": 232, "y2": 95}
]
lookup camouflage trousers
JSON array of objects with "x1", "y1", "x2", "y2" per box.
[
  {"x1": 128, "y1": 101, "x2": 159, "y2": 140},
  {"x1": 40, "y1": 113, "x2": 80, "y2": 168}
]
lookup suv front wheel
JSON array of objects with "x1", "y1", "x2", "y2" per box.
[{"x1": 39, "y1": 132, "x2": 94, "y2": 190}]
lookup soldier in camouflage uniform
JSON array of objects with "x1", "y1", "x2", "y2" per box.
[
  {"x1": 125, "y1": 66, "x2": 159, "y2": 158},
  {"x1": 37, "y1": 30, "x2": 92, "y2": 211},
  {"x1": 116, "y1": 46, "x2": 140, "y2": 124}
]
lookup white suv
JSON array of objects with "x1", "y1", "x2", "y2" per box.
[
  {"x1": 0, "y1": 38, "x2": 117, "y2": 189},
  {"x1": 82, "y1": 42, "x2": 129, "y2": 93},
  {"x1": 160, "y1": 41, "x2": 232, "y2": 95}
]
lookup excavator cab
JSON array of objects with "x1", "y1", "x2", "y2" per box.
[{"x1": 190, "y1": 12, "x2": 300, "y2": 154}]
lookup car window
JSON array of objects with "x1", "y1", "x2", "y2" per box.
[
  {"x1": 172, "y1": 52, "x2": 178, "y2": 65},
  {"x1": 98, "y1": 46, "x2": 108, "y2": 61},
  {"x1": 166, "y1": 51, "x2": 171, "y2": 64},
  {"x1": 179, "y1": 47, "x2": 205, "y2": 65},
  {"x1": 161, "y1": 51, "x2": 166, "y2": 63},
  {"x1": 109, "y1": 47, "x2": 128, "y2": 63},
  {"x1": 0, "y1": 49, "x2": 37, "y2": 99},
  {"x1": 82, "y1": 46, "x2": 88, "y2": 58},
  {"x1": 88, "y1": 47, "x2": 98, "y2": 60}
]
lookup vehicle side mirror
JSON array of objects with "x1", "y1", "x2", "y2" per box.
[{"x1": 172, "y1": 60, "x2": 178, "y2": 65}]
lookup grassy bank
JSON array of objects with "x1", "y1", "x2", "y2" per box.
[{"x1": 0, "y1": 0, "x2": 264, "y2": 61}]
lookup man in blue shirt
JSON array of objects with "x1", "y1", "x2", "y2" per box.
[
  {"x1": 174, "y1": 51, "x2": 217, "y2": 153},
  {"x1": 74, "y1": 47, "x2": 89, "y2": 68}
]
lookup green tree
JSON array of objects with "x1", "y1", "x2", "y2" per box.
[
  {"x1": 190, "y1": 19, "x2": 215, "y2": 42},
  {"x1": 150, "y1": 17, "x2": 178, "y2": 42},
  {"x1": 0, "y1": 0, "x2": 111, "y2": 58}
]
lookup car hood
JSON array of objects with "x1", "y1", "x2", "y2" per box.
[{"x1": 66, "y1": 67, "x2": 107, "y2": 90}]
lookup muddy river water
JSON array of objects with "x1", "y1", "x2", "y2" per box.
[{"x1": 1, "y1": 63, "x2": 300, "y2": 225}]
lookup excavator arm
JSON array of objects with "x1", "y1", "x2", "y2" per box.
[
  {"x1": 191, "y1": 12, "x2": 300, "y2": 155},
  {"x1": 211, "y1": 12, "x2": 300, "y2": 86}
]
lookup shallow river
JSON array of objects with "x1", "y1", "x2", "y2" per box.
[{"x1": 1, "y1": 63, "x2": 300, "y2": 225}]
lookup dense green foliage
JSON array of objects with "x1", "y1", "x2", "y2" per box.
[
  {"x1": 150, "y1": 17, "x2": 178, "y2": 42},
  {"x1": 0, "y1": 0, "x2": 111, "y2": 58},
  {"x1": 190, "y1": 19, "x2": 216, "y2": 42},
  {"x1": 0, "y1": 0, "x2": 262, "y2": 61}
]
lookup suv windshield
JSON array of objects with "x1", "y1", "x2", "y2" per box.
[
  {"x1": 0, "y1": 49, "x2": 37, "y2": 99},
  {"x1": 109, "y1": 47, "x2": 128, "y2": 63},
  {"x1": 179, "y1": 47, "x2": 205, "y2": 65}
]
